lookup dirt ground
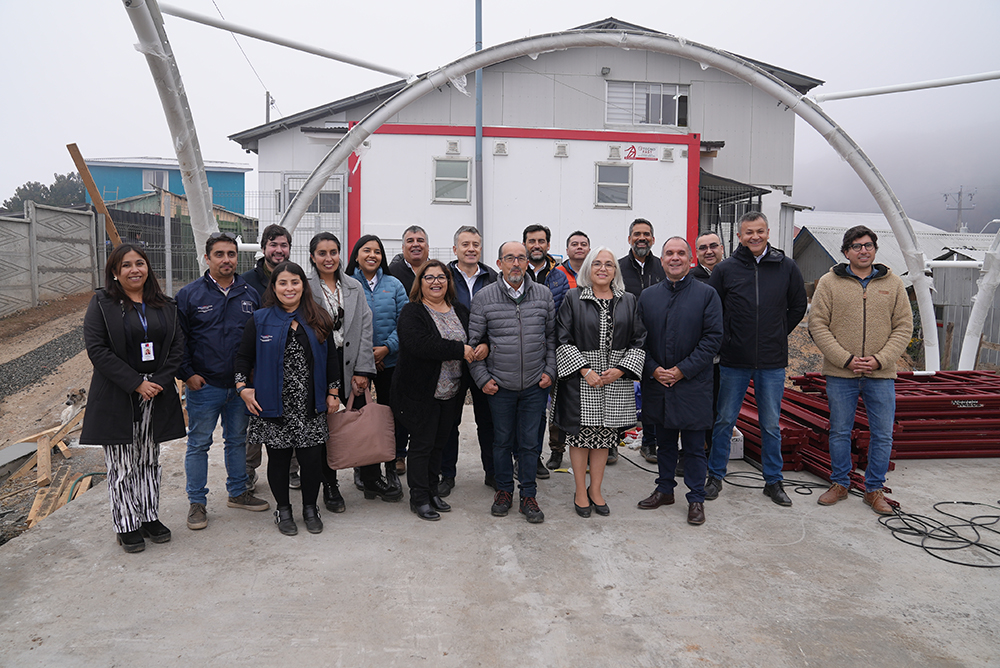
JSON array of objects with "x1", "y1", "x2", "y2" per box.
[{"x1": 0, "y1": 292, "x2": 104, "y2": 545}]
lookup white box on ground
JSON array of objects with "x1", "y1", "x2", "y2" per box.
[{"x1": 730, "y1": 427, "x2": 744, "y2": 460}]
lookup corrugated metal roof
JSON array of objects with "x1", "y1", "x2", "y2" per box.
[
  {"x1": 796, "y1": 222, "x2": 995, "y2": 287},
  {"x1": 85, "y1": 157, "x2": 252, "y2": 172}
]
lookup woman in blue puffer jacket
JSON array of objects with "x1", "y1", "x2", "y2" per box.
[{"x1": 345, "y1": 235, "x2": 408, "y2": 500}]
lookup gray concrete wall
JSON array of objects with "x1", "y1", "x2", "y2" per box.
[{"x1": 0, "y1": 202, "x2": 97, "y2": 318}]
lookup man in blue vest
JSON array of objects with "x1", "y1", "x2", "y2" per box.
[{"x1": 178, "y1": 232, "x2": 269, "y2": 531}]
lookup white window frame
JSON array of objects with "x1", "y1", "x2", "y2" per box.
[
  {"x1": 594, "y1": 162, "x2": 632, "y2": 209},
  {"x1": 142, "y1": 169, "x2": 168, "y2": 192},
  {"x1": 605, "y1": 81, "x2": 690, "y2": 127},
  {"x1": 432, "y1": 157, "x2": 472, "y2": 204}
]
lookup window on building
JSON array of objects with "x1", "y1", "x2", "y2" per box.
[
  {"x1": 433, "y1": 158, "x2": 471, "y2": 203},
  {"x1": 282, "y1": 177, "x2": 341, "y2": 213},
  {"x1": 142, "y1": 169, "x2": 168, "y2": 192},
  {"x1": 595, "y1": 163, "x2": 632, "y2": 208},
  {"x1": 606, "y1": 81, "x2": 689, "y2": 127}
]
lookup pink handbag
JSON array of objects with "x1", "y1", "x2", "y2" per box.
[{"x1": 325, "y1": 388, "x2": 396, "y2": 470}]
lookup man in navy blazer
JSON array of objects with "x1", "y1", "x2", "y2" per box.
[{"x1": 636, "y1": 237, "x2": 722, "y2": 526}]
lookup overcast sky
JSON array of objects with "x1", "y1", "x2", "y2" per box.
[{"x1": 2, "y1": 0, "x2": 997, "y2": 230}]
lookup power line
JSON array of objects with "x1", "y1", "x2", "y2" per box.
[{"x1": 209, "y1": 0, "x2": 282, "y2": 118}]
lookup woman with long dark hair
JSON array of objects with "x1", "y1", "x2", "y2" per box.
[
  {"x1": 344, "y1": 235, "x2": 407, "y2": 502},
  {"x1": 392, "y1": 260, "x2": 477, "y2": 520},
  {"x1": 235, "y1": 261, "x2": 341, "y2": 536},
  {"x1": 307, "y1": 232, "x2": 376, "y2": 513},
  {"x1": 80, "y1": 243, "x2": 186, "y2": 553}
]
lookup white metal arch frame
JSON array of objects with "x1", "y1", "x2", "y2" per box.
[{"x1": 279, "y1": 29, "x2": 940, "y2": 370}]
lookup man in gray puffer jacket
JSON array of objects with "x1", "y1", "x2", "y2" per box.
[{"x1": 469, "y1": 241, "x2": 556, "y2": 524}]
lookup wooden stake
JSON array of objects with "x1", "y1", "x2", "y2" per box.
[
  {"x1": 29, "y1": 464, "x2": 72, "y2": 527},
  {"x1": 26, "y1": 489, "x2": 48, "y2": 528},
  {"x1": 54, "y1": 439, "x2": 72, "y2": 459},
  {"x1": 72, "y1": 475, "x2": 93, "y2": 499},
  {"x1": 66, "y1": 143, "x2": 122, "y2": 247},
  {"x1": 36, "y1": 436, "x2": 52, "y2": 486},
  {"x1": 9, "y1": 453, "x2": 38, "y2": 481}
]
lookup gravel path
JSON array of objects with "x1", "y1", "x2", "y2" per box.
[{"x1": 0, "y1": 326, "x2": 85, "y2": 401}]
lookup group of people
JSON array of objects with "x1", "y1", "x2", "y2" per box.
[{"x1": 81, "y1": 211, "x2": 911, "y2": 553}]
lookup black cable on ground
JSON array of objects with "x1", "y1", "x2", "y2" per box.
[
  {"x1": 879, "y1": 501, "x2": 1000, "y2": 569},
  {"x1": 615, "y1": 450, "x2": 660, "y2": 475}
]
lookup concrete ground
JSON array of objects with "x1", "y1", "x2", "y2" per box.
[{"x1": 1, "y1": 406, "x2": 997, "y2": 667}]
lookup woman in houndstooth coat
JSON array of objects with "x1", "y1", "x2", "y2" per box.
[{"x1": 553, "y1": 247, "x2": 645, "y2": 517}]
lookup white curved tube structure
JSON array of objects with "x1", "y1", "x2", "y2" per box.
[
  {"x1": 279, "y1": 29, "x2": 940, "y2": 370},
  {"x1": 958, "y1": 232, "x2": 1000, "y2": 369},
  {"x1": 123, "y1": 0, "x2": 217, "y2": 271}
]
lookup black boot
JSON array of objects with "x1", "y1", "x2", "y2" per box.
[
  {"x1": 363, "y1": 475, "x2": 403, "y2": 502},
  {"x1": 385, "y1": 461, "x2": 402, "y2": 494},
  {"x1": 116, "y1": 530, "x2": 146, "y2": 553},
  {"x1": 302, "y1": 505, "x2": 323, "y2": 534},
  {"x1": 274, "y1": 505, "x2": 297, "y2": 536},
  {"x1": 353, "y1": 467, "x2": 364, "y2": 491},
  {"x1": 323, "y1": 482, "x2": 346, "y2": 513}
]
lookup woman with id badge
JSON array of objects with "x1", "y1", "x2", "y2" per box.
[{"x1": 81, "y1": 244, "x2": 185, "y2": 553}]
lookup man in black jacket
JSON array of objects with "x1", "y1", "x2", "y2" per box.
[
  {"x1": 705, "y1": 212, "x2": 807, "y2": 506},
  {"x1": 618, "y1": 218, "x2": 666, "y2": 464},
  {"x1": 241, "y1": 224, "x2": 291, "y2": 299},
  {"x1": 388, "y1": 225, "x2": 429, "y2": 295},
  {"x1": 691, "y1": 231, "x2": 724, "y2": 282}
]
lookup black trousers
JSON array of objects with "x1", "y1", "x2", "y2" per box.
[
  {"x1": 441, "y1": 379, "x2": 494, "y2": 479},
  {"x1": 268, "y1": 444, "x2": 323, "y2": 508},
  {"x1": 407, "y1": 395, "x2": 462, "y2": 504}
]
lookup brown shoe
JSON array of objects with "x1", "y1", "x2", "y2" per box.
[
  {"x1": 637, "y1": 490, "x2": 675, "y2": 510},
  {"x1": 818, "y1": 483, "x2": 849, "y2": 506},
  {"x1": 863, "y1": 489, "x2": 894, "y2": 515},
  {"x1": 687, "y1": 502, "x2": 705, "y2": 525},
  {"x1": 395, "y1": 457, "x2": 406, "y2": 475}
]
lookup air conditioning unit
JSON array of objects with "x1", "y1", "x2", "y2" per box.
[
  {"x1": 446, "y1": 140, "x2": 461, "y2": 155},
  {"x1": 661, "y1": 147, "x2": 674, "y2": 162},
  {"x1": 608, "y1": 145, "x2": 622, "y2": 160},
  {"x1": 553, "y1": 142, "x2": 569, "y2": 158},
  {"x1": 493, "y1": 140, "x2": 509, "y2": 156}
]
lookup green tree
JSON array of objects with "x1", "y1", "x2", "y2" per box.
[{"x1": 2, "y1": 172, "x2": 87, "y2": 213}]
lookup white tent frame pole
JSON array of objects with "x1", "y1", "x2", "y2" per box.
[
  {"x1": 957, "y1": 232, "x2": 1000, "y2": 369},
  {"x1": 122, "y1": 0, "x2": 217, "y2": 272},
  {"x1": 279, "y1": 29, "x2": 940, "y2": 370}
]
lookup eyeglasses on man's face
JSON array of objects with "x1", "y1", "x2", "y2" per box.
[
  {"x1": 422, "y1": 274, "x2": 449, "y2": 284},
  {"x1": 697, "y1": 242, "x2": 720, "y2": 251},
  {"x1": 502, "y1": 254, "x2": 528, "y2": 264},
  {"x1": 850, "y1": 242, "x2": 875, "y2": 251}
]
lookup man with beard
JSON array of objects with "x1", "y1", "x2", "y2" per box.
[
  {"x1": 691, "y1": 231, "x2": 724, "y2": 282},
  {"x1": 241, "y1": 224, "x2": 291, "y2": 298},
  {"x1": 619, "y1": 219, "x2": 665, "y2": 296},
  {"x1": 619, "y1": 219, "x2": 666, "y2": 464},
  {"x1": 388, "y1": 225, "x2": 430, "y2": 295}
]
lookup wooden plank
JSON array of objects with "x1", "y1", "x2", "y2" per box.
[
  {"x1": 25, "y1": 489, "x2": 48, "y2": 528},
  {"x1": 54, "y1": 439, "x2": 73, "y2": 459},
  {"x1": 9, "y1": 453, "x2": 37, "y2": 480},
  {"x1": 57, "y1": 472, "x2": 78, "y2": 508},
  {"x1": 72, "y1": 475, "x2": 93, "y2": 499},
  {"x1": 66, "y1": 143, "x2": 122, "y2": 246},
  {"x1": 0, "y1": 484, "x2": 35, "y2": 502},
  {"x1": 29, "y1": 464, "x2": 72, "y2": 526},
  {"x1": 7, "y1": 425, "x2": 59, "y2": 445},
  {"x1": 942, "y1": 322, "x2": 954, "y2": 370},
  {"x1": 36, "y1": 436, "x2": 52, "y2": 486},
  {"x1": 48, "y1": 409, "x2": 85, "y2": 447}
]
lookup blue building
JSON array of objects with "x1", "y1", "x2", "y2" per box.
[{"x1": 84, "y1": 157, "x2": 252, "y2": 214}]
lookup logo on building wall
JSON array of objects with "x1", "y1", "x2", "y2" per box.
[{"x1": 624, "y1": 145, "x2": 658, "y2": 161}]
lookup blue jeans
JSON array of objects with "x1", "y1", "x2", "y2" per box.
[
  {"x1": 826, "y1": 376, "x2": 895, "y2": 492},
  {"x1": 708, "y1": 366, "x2": 786, "y2": 484},
  {"x1": 488, "y1": 384, "x2": 547, "y2": 498},
  {"x1": 184, "y1": 383, "x2": 249, "y2": 504}
]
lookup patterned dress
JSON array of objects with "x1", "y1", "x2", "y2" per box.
[
  {"x1": 564, "y1": 298, "x2": 618, "y2": 450},
  {"x1": 244, "y1": 331, "x2": 328, "y2": 449}
]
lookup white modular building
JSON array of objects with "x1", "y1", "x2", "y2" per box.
[{"x1": 229, "y1": 18, "x2": 822, "y2": 260}]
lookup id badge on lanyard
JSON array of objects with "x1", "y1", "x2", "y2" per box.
[{"x1": 137, "y1": 304, "x2": 155, "y2": 362}]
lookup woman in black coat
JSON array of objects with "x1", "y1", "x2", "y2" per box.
[
  {"x1": 391, "y1": 260, "x2": 479, "y2": 521},
  {"x1": 80, "y1": 244, "x2": 186, "y2": 553}
]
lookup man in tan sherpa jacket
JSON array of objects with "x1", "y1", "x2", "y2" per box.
[{"x1": 808, "y1": 225, "x2": 912, "y2": 515}]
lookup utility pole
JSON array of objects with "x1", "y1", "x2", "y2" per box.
[
  {"x1": 944, "y1": 185, "x2": 976, "y2": 232},
  {"x1": 265, "y1": 91, "x2": 271, "y2": 123}
]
